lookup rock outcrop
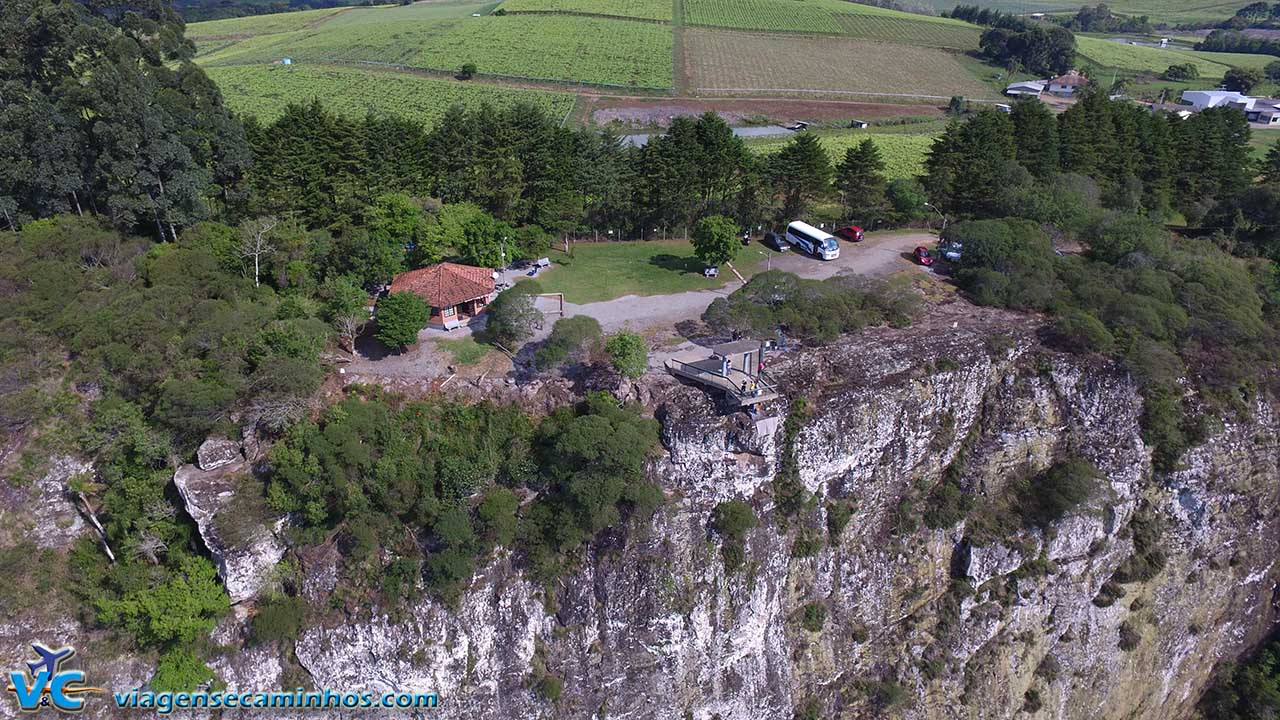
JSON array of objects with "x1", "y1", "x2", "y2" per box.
[
  {"x1": 6, "y1": 306, "x2": 1280, "y2": 720},
  {"x1": 173, "y1": 448, "x2": 285, "y2": 605}
]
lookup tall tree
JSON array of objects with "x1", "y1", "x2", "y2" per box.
[
  {"x1": 1010, "y1": 98, "x2": 1059, "y2": 178},
  {"x1": 767, "y1": 133, "x2": 833, "y2": 220},
  {"x1": 924, "y1": 111, "x2": 1018, "y2": 218},
  {"x1": 835, "y1": 138, "x2": 888, "y2": 221}
]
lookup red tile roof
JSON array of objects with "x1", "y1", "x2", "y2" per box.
[
  {"x1": 1050, "y1": 71, "x2": 1087, "y2": 86},
  {"x1": 389, "y1": 262, "x2": 495, "y2": 309}
]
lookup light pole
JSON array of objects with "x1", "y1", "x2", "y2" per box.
[
  {"x1": 499, "y1": 236, "x2": 507, "y2": 288},
  {"x1": 758, "y1": 248, "x2": 772, "y2": 271},
  {"x1": 923, "y1": 203, "x2": 947, "y2": 233}
]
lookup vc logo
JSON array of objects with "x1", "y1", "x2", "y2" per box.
[{"x1": 6, "y1": 644, "x2": 103, "y2": 713}]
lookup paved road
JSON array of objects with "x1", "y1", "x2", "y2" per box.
[{"x1": 540, "y1": 231, "x2": 936, "y2": 334}]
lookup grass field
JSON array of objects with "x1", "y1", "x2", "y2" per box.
[
  {"x1": 203, "y1": 64, "x2": 575, "y2": 124},
  {"x1": 186, "y1": 6, "x2": 349, "y2": 39},
  {"x1": 683, "y1": 0, "x2": 981, "y2": 48},
  {"x1": 747, "y1": 130, "x2": 936, "y2": 179},
  {"x1": 686, "y1": 29, "x2": 997, "y2": 99},
  {"x1": 495, "y1": 0, "x2": 672, "y2": 20},
  {"x1": 538, "y1": 240, "x2": 765, "y2": 304},
  {"x1": 320, "y1": 0, "x2": 501, "y2": 25},
  {"x1": 1076, "y1": 36, "x2": 1275, "y2": 76},
  {"x1": 197, "y1": 15, "x2": 673, "y2": 88}
]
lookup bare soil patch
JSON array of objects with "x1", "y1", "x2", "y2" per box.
[
  {"x1": 584, "y1": 96, "x2": 943, "y2": 128},
  {"x1": 684, "y1": 28, "x2": 996, "y2": 99}
]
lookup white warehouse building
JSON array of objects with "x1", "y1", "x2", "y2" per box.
[{"x1": 1181, "y1": 90, "x2": 1255, "y2": 111}]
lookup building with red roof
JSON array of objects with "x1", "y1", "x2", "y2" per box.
[
  {"x1": 1048, "y1": 70, "x2": 1087, "y2": 97},
  {"x1": 388, "y1": 262, "x2": 496, "y2": 330}
]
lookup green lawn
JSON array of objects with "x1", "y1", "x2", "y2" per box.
[
  {"x1": 537, "y1": 240, "x2": 765, "y2": 304},
  {"x1": 433, "y1": 336, "x2": 491, "y2": 365},
  {"x1": 202, "y1": 64, "x2": 575, "y2": 125}
]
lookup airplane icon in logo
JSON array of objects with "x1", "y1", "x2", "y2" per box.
[{"x1": 26, "y1": 645, "x2": 75, "y2": 677}]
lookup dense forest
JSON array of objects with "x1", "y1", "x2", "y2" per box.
[{"x1": 5, "y1": 0, "x2": 1280, "y2": 707}]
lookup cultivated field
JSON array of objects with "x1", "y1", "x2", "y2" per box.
[
  {"x1": 203, "y1": 64, "x2": 575, "y2": 124},
  {"x1": 833, "y1": 14, "x2": 981, "y2": 49},
  {"x1": 747, "y1": 130, "x2": 936, "y2": 179},
  {"x1": 196, "y1": 15, "x2": 673, "y2": 88},
  {"x1": 319, "y1": 0, "x2": 502, "y2": 26},
  {"x1": 495, "y1": 0, "x2": 672, "y2": 21},
  {"x1": 685, "y1": 29, "x2": 996, "y2": 99},
  {"x1": 1076, "y1": 36, "x2": 1276, "y2": 75},
  {"x1": 683, "y1": 0, "x2": 981, "y2": 48}
]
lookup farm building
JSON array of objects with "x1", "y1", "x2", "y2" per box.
[
  {"x1": 1047, "y1": 71, "x2": 1087, "y2": 97},
  {"x1": 1004, "y1": 80, "x2": 1045, "y2": 97},
  {"x1": 1247, "y1": 99, "x2": 1280, "y2": 124},
  {"x1": 389, "y1": 262, "x2": 496, "y2": 330}
]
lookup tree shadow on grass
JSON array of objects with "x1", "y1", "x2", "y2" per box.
[{"x1": 650, "y1": 253, "x2": 703, "y2": 274}]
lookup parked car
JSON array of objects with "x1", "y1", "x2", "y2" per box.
[
  {"x1": 703, "y1": 266, "x2": 719, "y2": 278},
  {"x1": 763, "y1": 231, "x2": 788, "y2": 251},
  {"x1": 834, "y1": 225, "x2": 864, "y2": 242},
  {"x1": 914, "y1": 246, "x2": 934, "y2": 266}
]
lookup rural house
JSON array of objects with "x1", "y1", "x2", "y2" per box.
[
  {"x1": 389, "y1": 262, "x2": 496, "y2": 330},
  {"x1": 1047, "y1": 70, "x2": 1087, "y2": 97}
]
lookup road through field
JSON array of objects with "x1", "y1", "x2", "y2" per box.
[{"x1": 545, "y1": 231, "x2": 936, "y2": 333}]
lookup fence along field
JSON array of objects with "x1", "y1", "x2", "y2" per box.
[
  {"x1": 686, "y1": 29, "x2": 996, "y2": 99},
  {"x1": 194, "y1": 15, "x2": 673, "y2": 89},
  {"x1": 495, "y1": 0, "x2": 672, "y2": 21},
  {"x1": 202, "y1": 64, "x2": 575, "y2": 126},
  {"x1": 747, "y1": 131, "x2": 935, "y2": 180},
  {"x1": 683, "y1": 0, "x2": 981, "y2": 49}
]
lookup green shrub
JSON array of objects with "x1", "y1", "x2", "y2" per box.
[
  {"x1": 152, "y1": 648, "x2": 216, "y2": 693},
  {"x1": 604, "y1": 331, "x2": 648, "y2": 379},
  {"x1": 1112, "y1": 507, "x2": 1166, "y2": 583},
  {"x1": 712, "y1": 501, "x2": 757, "y2": 541},
  {"x1": 535, "y1": 674, "x2": 563, "y2": 702},
  {"x1": 923, "y1": 478, "x2": 972, "y2": 530},
  {"x1": 251, "y1": 595, "x2": 309, "y2": 646},
  {"x1": 374, "y1": 292, "x2": 430, "y2": 350},
  {"x1": 535, "y1": 316, "x2": 601, "y2": 370},
  {"x1": 800, "y1": 602, "x2": 827, "y2": 632},
  {"x1": 826, "y1": 499, "x2": 855, "y2": 537},
  {"x1": 1023, "y1": 688, "x2": 1043, "y2": 712},
  {"x1": 484, "y1": 287, "x2": 543, "y2": 348}
]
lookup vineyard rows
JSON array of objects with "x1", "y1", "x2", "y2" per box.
[
  {"x1": 186, "y1": 6, "x2": 347, "y2": 40},
  {"x1": 196, "y1": 15, "x2": 673, "y2": 89},
  {"x1": 833, "y1": 14, "x2": 980, "y2": 50},
  {"x1": 1075, "y1": 36, "x2": 1273, "y2": 76},
  {"x1": 202, "y1": 64, "x2": 575, "y2": 125}
]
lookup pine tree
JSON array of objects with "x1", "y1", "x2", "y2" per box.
[
  {"x1": 1009, "y1": 98, "x2": 1059, "y2": 177},
  {"x1": 768, "y1": 133, "x2": 833, "y2": 219},
  {"x1": 835, "y1": 138, "x2": 888, "y2": 221}
]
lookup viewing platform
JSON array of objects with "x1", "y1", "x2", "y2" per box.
[{"x1": 664, "y1": 340, "x2": 779, "y2": 407}]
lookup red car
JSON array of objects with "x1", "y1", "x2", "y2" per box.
[
  {"x1": 835, "y1": 225, "x2": 864, "y2": 242},
  {"x1": 914, "y1": 246, "x2": 934, "y2": 266}
]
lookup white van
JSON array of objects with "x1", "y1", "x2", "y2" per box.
[{"x1": 785, "y1": 221, "x2": 839, "y2": 260}]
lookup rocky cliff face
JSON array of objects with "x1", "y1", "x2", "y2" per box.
[{"x1": 5, "y1": 304, "x2": 1279, "y2": 720}]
